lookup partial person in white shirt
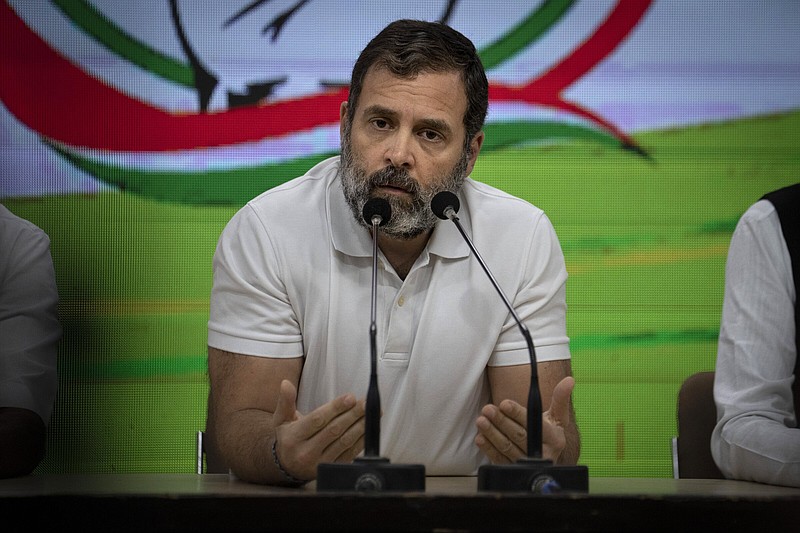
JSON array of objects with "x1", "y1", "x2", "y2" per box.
[
  {"x1": 711, "y1": 183, "x2": 800, "y2": 488},
  {"x1": 0, "y1": 204, "x2": 61, "y2": 478}
]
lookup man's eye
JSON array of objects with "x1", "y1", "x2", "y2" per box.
[
  {"x1": 422, "y1": 130, "x2": 441, "y2": 141},
  {"x1": 372, "y1": 119, "x2": 389, "y2": 129}
]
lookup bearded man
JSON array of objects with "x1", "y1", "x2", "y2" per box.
[{"x1": 206, "y1": 19, "x2": 580, "y2": 486}]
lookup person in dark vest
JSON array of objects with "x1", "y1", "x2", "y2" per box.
[{"x1": 711, "y1": 183, "x2": 800, "y2": 487}]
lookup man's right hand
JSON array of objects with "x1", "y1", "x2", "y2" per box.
[{"x1": 271, "y1": 379, "x2": 367, "y2": 481}]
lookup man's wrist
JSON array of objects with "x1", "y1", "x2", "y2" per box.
[{"x1": 271, "y1": 438, "x2": 309, "y2": 487}]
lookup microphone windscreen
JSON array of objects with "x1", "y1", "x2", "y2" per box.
[
  {"x1": 431, "y1": 191, "x2": 460, "y2": 219},
  {"x1": 362, "y1": 197, "x2": 392, "y2": 226}
]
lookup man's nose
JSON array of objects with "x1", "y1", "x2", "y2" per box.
[{"x1": 384, "y1": 133, "x2": 415, "y2": 169}]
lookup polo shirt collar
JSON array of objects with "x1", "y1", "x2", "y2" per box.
[
  {"x1": 329, "y1": 177, "x2": 373, "y2": 258},
  {"x1": 328, "y1": 174, "x2": 470, "y2": 260},
  {"x1": 427, "y1": 204, "x2": 470, "y2": 260}
]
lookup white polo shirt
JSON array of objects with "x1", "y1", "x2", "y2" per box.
[{"x1": 208, "y1": 156, "x2": 570, "y2": 475}]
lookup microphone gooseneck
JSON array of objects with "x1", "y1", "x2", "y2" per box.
[
  {"x1": 430, "y1": 191, "x2": 543, "y2": 459},
  {"x1": 363, "y1": 197, "x2": 391, "y2": 457},
  {"x1": 316, "y1": 195, "x2": 426, "y2": 491}
]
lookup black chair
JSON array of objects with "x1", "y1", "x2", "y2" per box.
[{"x1": 672, "y1": 371, "x2": 725, "y2": 479}]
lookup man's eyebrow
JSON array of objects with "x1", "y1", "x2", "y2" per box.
[
  {"x1": 362, "y1": 105, "x2": 454, "y2": 136},
  {"x1": 417, "y1": 117, "x2": 453, "y2": 136},
  {"x1": 363, "y1": 104, "x2": 398, "y2": 120}
]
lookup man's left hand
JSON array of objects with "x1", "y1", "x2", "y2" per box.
[{"x1": 475, "y1": 376, "x2": 575, "y2": 464}]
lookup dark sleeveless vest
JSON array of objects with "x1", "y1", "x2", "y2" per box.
[{"x1": 761, "y1": 183, "x2": 800, "y2": 422}]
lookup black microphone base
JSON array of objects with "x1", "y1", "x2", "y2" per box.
[
  {"x1": 478, "y1": 458, "x2": 589, "y2": 494},
  {"x1": 317, "y1": 457, "x2": 426, "y2": 492}
]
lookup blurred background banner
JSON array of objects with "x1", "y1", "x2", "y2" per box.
[{"x1": 1, "y1": 0, "x2": 798, "y2": 476}]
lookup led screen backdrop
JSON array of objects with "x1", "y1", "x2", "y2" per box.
[{"x1": 1, "y1": 0, "x2": 798, "y2": 476}]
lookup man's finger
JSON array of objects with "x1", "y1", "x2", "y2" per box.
[
  {"x1": 492, "y1": 402, "x2": 527, "y2": 450},
  {"x1": 273, "y1": 379, "x2": 298, "y2": 427},
  {"x1": 475, "y1": 407, "x2": 525, "y2": 462},
  {"x1": 498, "y1": 399, "x2": 527, "y2": 428},
  {"x1": 331, "y1": 433, "x2": 366, "y2": 464},
  {"x1": 294, "y1": 393, "x2": 361, "y2": 442},
  {"x1": 546, "y1": 376, "x2": 575, "y2": 426}
]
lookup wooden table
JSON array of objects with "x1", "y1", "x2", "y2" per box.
[{"x1": 2, "y1": 474, "x2": 798, "y2": 531}]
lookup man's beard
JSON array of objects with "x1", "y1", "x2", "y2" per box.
[{"x1": 339, "y1": 130, "x2": 469, "y2": 240}]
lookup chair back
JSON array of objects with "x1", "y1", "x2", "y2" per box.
[{"x1": 674, "y1": 371, "x2": 724, "y2": 479}]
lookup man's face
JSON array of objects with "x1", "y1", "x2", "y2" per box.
[{"x1": 338, "y1": 67, "x2": 483, "y2": 239}]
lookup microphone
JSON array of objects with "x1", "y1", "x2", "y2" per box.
[
  {"x1": 432, "y1": 192, "x2": 543, "y2": 457},
  {"x1": 361, "y1": 198, "x2": 390, "y2": 457},
  {"x1": 363, "y1": 197, "x2": 391, "y2": 228},
  {"x1": 316, "y1": 197, "x2": 425, "y2": 492},
  {"x1": 431, "y1": 191, "x2": 588, "y2": 493},
  {"x1": 430, "y1": 190, "x2": 460, "y2": 221}
]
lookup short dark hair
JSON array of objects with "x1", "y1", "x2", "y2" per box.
[{"x1": 347, "y1": 19, "x2": 489, "y2": 145}]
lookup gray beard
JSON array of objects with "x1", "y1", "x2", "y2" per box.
[{"x1": 338, "y1": 131, "x2": 469, "y2": 240}]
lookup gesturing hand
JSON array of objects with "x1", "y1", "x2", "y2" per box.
[
  {"x1": 271, "y1": 380, "x2": 367, "y2": 481},
  {"x1": 475, "y1": 376, "x2": 575, "y2": 464}
]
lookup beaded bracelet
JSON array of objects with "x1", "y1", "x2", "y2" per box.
[{"x1": 271, "y1": 439, "x2": 308, "y2": 487}]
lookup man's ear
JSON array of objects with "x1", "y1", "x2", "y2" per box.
[
  {"x1": 466, "y1": 131, "x2": 485, "y2": 175},
  {"x1": 339, "y1": 101, "x2": 349, "y2": 138}
]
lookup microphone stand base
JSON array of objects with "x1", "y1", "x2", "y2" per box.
[
  {"x1": 478, "y1": 458, "x2": 588, "y2": 494},
  {"x1": 317, "y1": 457, "x2": 426, "y2": 492}
]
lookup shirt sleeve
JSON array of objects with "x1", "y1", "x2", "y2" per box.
[
  {"x1": 207, "y1": 204, "x2": 305, "y2": 357},
  {"x1": 489, "y1": 211, "x2": 570, "y2": 366},
  {"x1": 711, "y1": 200, "x2": 800, "y2": 487}
]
